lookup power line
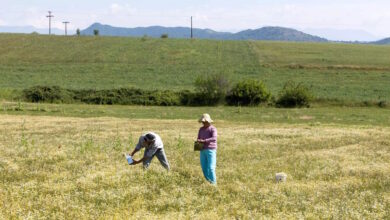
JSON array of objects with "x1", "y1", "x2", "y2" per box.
[
  {"x1": 46, "y1": 11, "x2": 54, "y2": 35},
  {"x1": 62, "y1": 21, "x2": 70, "y2": 35}
]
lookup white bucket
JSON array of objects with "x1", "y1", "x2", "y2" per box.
[
  {"x1": 275, "y1": 172, "x2": 287, "y2": 182},
  {"x1": 125, "y1": 154, "x2": 133, "y2": 165}
]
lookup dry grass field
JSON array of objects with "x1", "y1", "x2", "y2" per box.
[{"x1": 1, "y1": 113, "x2": 389, "y2": 219}]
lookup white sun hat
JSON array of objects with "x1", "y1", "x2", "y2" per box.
[{"x1": 198, "y1": 113, "x2": 213, "y2": 123}]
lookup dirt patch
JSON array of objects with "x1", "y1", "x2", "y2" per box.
[{"x1": 300, "y1": 115, "x2": 314, "y2": 120}]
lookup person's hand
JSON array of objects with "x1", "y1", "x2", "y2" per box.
[
  {"x1": 197, "y1": 139, "x2": 205, "y2": 143},
  {"x1": 131, "y1": 159, "x2": 138, "y2": 165}
]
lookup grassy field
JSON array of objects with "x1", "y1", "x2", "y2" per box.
[
  {"x1": 0, "y1": 103, "x2": 389, "y2": 219},
  {"x1": 0, "y1": 33, "x2": 389, "y2": 218},
  {"x1": 1, "y1": 101, "x2": 390, "y2": 126},
  {"x1": 0, "y1": 34, "x2": 389, "y2": 102},
  {"x1": 0, "y1": 34, "x2": 258, "y2": 91},
  {"x1": 251, "y1": 41, "x2": 390, "y2": 102}
]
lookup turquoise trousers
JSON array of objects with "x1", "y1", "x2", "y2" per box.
[{"x1": 200, "y1": 149, "x2": 217, "y2": 184}]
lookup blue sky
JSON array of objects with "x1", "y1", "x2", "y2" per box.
[{"x1": 1, "y1": 0, "x2": 390, "y2": 39}]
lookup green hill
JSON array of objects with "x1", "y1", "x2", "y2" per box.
[{"x1": 0, "y1": 34, "x2": 389, "y2": 102}]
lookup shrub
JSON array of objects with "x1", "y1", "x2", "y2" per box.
[
  {"x1": 73, "y1": 88, "x2": 182, "y2": 106},
  {"x1": 226, "y1": 79, "x2": 271, "y2": 106},
  {"x1": 93, "y1": 29, "x2": 99, "y2": 36},
  {"x1": 276, "y1": 81, "x2": 313, "y2": 108},
  {"x1": 141, "y1": 35, "x2": 148, "y2": 41},
  {"x1": 147, "y1": 90, "x2": 181, "y2": 106},
  {"x1": 161, "y1": 34, "x2": 168, "y2": 39},
  {"x1": 23, "y1": 86, "x2": 73, "y2": 103},
  {"x1": 176, "y1": 90, "x2": 212, "y2": 106},
  {"x1": 194, "y1": 73, "x2": 231, "y2": 105},
  {"x1": 378, "y1": 101, "x2": 387, "y2": 108}
]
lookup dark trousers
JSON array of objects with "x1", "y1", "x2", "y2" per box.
[{"x1": 143, "y1": 148, "x2": 170, "y2": 171}]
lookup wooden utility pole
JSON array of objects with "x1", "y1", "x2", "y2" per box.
[
  {"x1": 46, "y1": 11, "x2": 54, "y2": 35},
  {"x1": 63, "y1": 21, "x2": 70, "y2": 36}
]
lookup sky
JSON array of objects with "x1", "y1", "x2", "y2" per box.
[{"x1": 1, "y1": 0, "x2": 390, "y2": 40}]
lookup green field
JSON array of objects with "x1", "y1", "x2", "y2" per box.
[
  {"x1": 1, "y1": 101, "x2": 390, "y2": 126},
  {"x1": 1, "y1": 34, "x2": 390, "y2": 218},
  {"x1": 0, "y1": 34, "x2": 389, "y2": 102}
]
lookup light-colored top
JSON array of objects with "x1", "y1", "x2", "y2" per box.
[
  {"x1": 135, "y1": 132, "x2": 163, "y2": 158},
  {"x1": 197, "y1": 125, "x2": 217, "y2": 150}
]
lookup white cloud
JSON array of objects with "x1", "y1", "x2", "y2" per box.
[
  {"x1": 0, "y1": 19, "x2": 7, "y2": 26},
  {"x1": 18, "y1": 7, "x2": 50, "y2": 29},
  {"x1": 110, "y1": 3, "x2": 136, "y2": 16},
  {"x1": 110, "y1": 3, "x2": 122, "y2": 14}
]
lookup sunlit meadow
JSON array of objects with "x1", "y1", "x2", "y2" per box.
[{"x1": 1, "y1": 112, "x2": 389, "y2": 219}]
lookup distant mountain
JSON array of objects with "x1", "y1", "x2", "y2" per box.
[
  {"x1": 371, "y1": 37, "x2": 390, "y2": 45},
  {"x1": 231, "y1": 27, "x2": 327, "y2": 42},
  {"x1": 81, "y1": 23, "x2": 327, "y2": 42},
  {"x1": 0, "y1": 25, "x2": 73, "y2": 35},
  {"x1": 304, "y1": 28, "x2": 382, "y2": 42},
  {"x1": 3, "y1": 23, "x2": 385, "y2": 44},
  {"x1": 81, "y1": 23, "x2": 231, "y2": 39}
]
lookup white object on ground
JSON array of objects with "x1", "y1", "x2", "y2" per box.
[
  {"x1": 125, "y1": 154, "x2": 133, "y2": 165},
  {"x1": 275, "y1": 172, "x2": 287, "y2": 182}
]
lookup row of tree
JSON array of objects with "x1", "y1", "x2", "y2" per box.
[
  {"x1": 194, "y1": 74, "x2": 312, "y2": 107},
  {"x1": 23, "y1": 74, "x2": 313, "y2": 108}
]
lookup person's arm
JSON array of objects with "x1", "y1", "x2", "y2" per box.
[
  {"x1": 204, "y1": 127, "x2": 217, "y2": 143},
  {"x1": 132, "y1": 145, "x2": 158, "y2": 165},
  {"x1": 131, "y1": 156, "x2": 147, "y2": 165},
  {"x1": 130, "y1": 148, "x2": 140, "y2": 157},
  {"x1": 197, "y1": 129, "x2": 204, "y2": 143},
  {"x1": 130, "y1": 137, "x2": 144, "y2": 157}
]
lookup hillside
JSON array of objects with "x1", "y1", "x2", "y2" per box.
[
  {"x1": 0, "y1": 34, "x2": 258, "y2": 91},
  {"x1": 0, "y1": 34, "x2": 389, "y2": 102},
  {"x1": 372, "y1": 37, "x2": 390, "y2": 45},
  {"x1": 81, "y1": 23, "x2": 327, "y2": 42},
  {"x1": 81, "y1": 23, "x2": 231, "y2": 39},
  {"x1": 231, "y1": 27, "x2": 327, "y2": 42}
]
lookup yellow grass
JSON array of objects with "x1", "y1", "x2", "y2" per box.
[{"x1": 0, "y1": 115, "x2": 389, "y2": 219}]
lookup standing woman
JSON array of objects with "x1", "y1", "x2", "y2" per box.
[{"x1": 197, "y1": 113, "x2": 217, "y2": 185}]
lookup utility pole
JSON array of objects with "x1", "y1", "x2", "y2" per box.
[
  {"x1": 63, "y1": 21, "x2": 70, "y2": 36},
  {"x1": 46, "y1": 11, "x2": 54, "y2": 35},
  {"x1": 191, "y1": 16, "x2": 193, "y2": 39}
]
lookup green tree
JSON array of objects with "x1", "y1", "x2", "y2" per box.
[
  {"x1": 276, "y1": 81, "x2": 313, "y2": 108},
  {"x1": 194, "y1": 73, "x2": 231, "y2": 105},
  {"x1": 93, "y1": 29, "x2": 99, "y2": 36},
  {"x1": 226, "y1": 79, "x2": 271, "y2": 106}
]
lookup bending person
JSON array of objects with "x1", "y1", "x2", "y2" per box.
[{"x1": 130, "y1": 132, "x2": 170, "y2": 171}]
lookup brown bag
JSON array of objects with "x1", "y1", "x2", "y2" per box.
[{"x1": 194, "y1": 141, "x2": 204, "y2": 151}]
